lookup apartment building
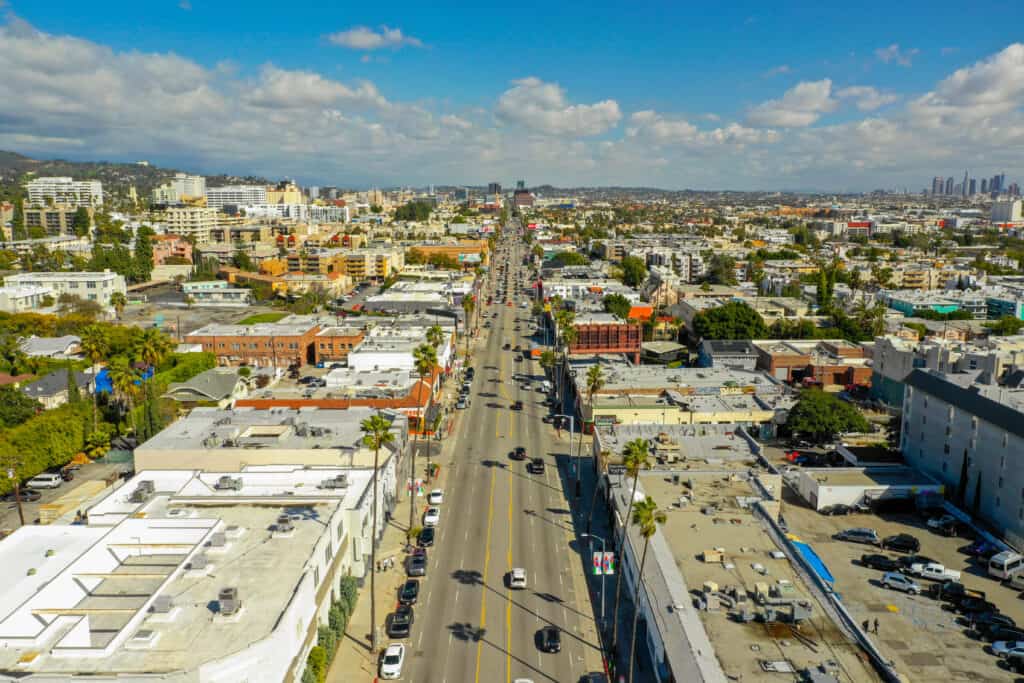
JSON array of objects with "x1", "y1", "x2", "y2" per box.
[
  {"x1": 901, "y1": 369, "x2": 1024, "y2": 547},
  {"x1": 161, "y1": 207, "x2": 219, "y2": 245},
  {"x1": 3, "y1": 271, "x2": 126, "y2": 307},
  {"x1": 151, "y1": 173, "x2": 207, "y2": 204},
  {"x1": 341, "y1": 249, "x2": 404, "y2": 281},
  {"x1": 23, "y1": 205, "x2": 92, "y2": 236},
  {"x1": 186, "y1": 321, "x2": 322, "y2": 367},
  {"x1": 314, "y1": 326, "x2": 366, "y2": 364},
  {"x1": 266, "y1": 181, "x2": 303, "y2": 205},
  {"x1": 567, "y1": 312, "x2": 642, "y2": 363},
  {"x1": 751, "y1": 339, "x2": 872, "y2": 386},
  {"x1": 0, "y1": 285, "x2": 54, "y2": 313},
  {"x1": 25, "y1": 177, "x2": 103, "y2": 208},
  {"x1": 209, "y1": 224, "x2": 274, "y2": 245},
  {"x1": 151, "y1": 234, "x2": 193, "y2": 265},
  {"x1": 206, "y1": 185, "x2": 267, "y2": 210}
]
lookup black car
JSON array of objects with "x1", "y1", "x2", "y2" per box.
[
  {"x1": 971, "y1": 611, "x2": 1015, "y2": 631},
  {"x1": 529, "y1": 457, "x2": 545, "y2": 474},
  {"x1": 860, "y1": 554, "x2": 902, "y2": 571},
  {"x1": 503, "y1": 343, "x2": 511, "y2": 350},
  {"x1": 387, "y1": 605, "x2": 414, "y2": 638},
  {"x1": 897, "y1": 554, "x2": 938, "y2": 569},
  {"x1": 958, "y1": 598, "x2": 999, "y2": 615},
  {"x1": 1006, "y1": 652, "x2": 1024, "y2": 674},
  {"x1": 882, "y1": 533, "x2": 921, "y2": 553},
  {"x1": 538, "y1": 625, "x2": 561, "y2": 653},
  {"x1": 511, "y1": 447, "x2": 527, "y2": 460},
  {"x1": 2, "y1": 488, "x2": 41, "y2": 502},
  {"x1": 820, "y1": 504, "x2": 852, "y2": 516},
  {"x1": 511, "y1": 400, "x2": 524, "y2": 411},
  {"x1": 398, "y1": 579, "x2": 420, "y2": 605},
  {"x1": 983, "y1": 625, "x2": 1024, "y2": 643},
  {"x1": 418, "y1": 527, "x2": 435, "y2": 548},
  {"x1": 407, "y1": 555, "x2": 427, "y2": 577}
]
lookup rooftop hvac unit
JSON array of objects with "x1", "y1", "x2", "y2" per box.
[
  {"x1": 214, "y1": 476, "x2": 243, "y2": 491},
  {"x1": 150, "y1": 595, "x2": 173, "y2": 614},
  {"x1": 209, "y1": 532, "x2": 227, "y2": 548},
  {"x1": 188, "y1": 554, "x2": 209, "y2": 571},
  {"x1": 218, "y1": 587, "x2": 241, "y2": 616},
  {"x1": 275, "y1": 515, "x2": 295, "y2": 533},
  {"x1": 320, "y1": 474, "x2": 349, "y2": 490},
  {"x1": 137, "y1": 480, "x2": 155, "y2": 495}
]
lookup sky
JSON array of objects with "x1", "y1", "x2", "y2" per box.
[{"x1": 0, "y1": 0, "x2": 1022, "y2": 191}]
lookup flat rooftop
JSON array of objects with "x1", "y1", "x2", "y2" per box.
[
  {"x1": 801, "y1": 466, "x2": 938, "y2": 488},
  {"x1": 596, "y1": 423, "x2": 762, "y2": 470},
  {"x1": 187, "y1": 322, "x2": 317, "y2": 337},
  {"x1": 568, "y1": 357, "x2": 787, "y2": 395}
]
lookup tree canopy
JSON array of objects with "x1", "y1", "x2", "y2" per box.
[
  {"x1": 394, "y1": 201, "x2": 433, "y2": 222},
  {"x1": 0, "y1": 385, "x2": 42, "y2": 428},
  {"x1": 618, "y1": 255, "x2": 648, "y2": 287},
  {"x1": 548, "y1": 251, "x2": 589, "y2": 267},
  {"x1": 786, "y1": 389, "x2": 871, "y2": 443},
  {"x1": 603, "y1": 293, "x2": 632, "y2": 319},
  {"x1": 692, "y1": 301, "x2": 768, "y2": 340}
]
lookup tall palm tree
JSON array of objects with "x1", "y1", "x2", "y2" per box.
[
  {"x1": 110, "y1": 291, "x2": 128, "y2": 320},
  {"x1": 557, "y1": 324, "x2": 578, "y2": 399},
  {"x1": 79, "y1": 324, "x2": 109, "y2": 430},
  {"x1": 106, "y1": 356, "x2": 140, "y2": 433},
  {"x1": 583, "y1": 364, "x2": 605, "y2": 457},
  {"x1": 611, "y1": 438, "x2": 650, "y2": 658},
  {"x1": 410, "y1": 343, "x2": 437, "y2": 529},
  {"x1": 626, "y1": 496, "x2": 666, "y2": 683},
  {"x1": 426, "y1": 324, "x2": 444, "y2": 350},
  {"x1": 461, "y1": 295, "x2": 475, "y2": 360},
  {"x1": 132, "y1": 328, "x2": 174, "y2": 369},
  {"x1": 360, "y1": 412, "x2": 395, "y2": 653}
]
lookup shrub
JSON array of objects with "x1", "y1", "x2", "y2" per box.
[
  {"x1": 317, "y1": 625, "x2": 337, "y2": 664},
  {"x1": 306, "y1": 645, "x2": 327, "y2": 683}
]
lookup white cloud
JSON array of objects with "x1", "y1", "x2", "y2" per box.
[
  {"x1": 747, "y1": 79, "x2": 837, "y2": 127},
  {"x1": 178, "y1": 0, "x2": 191, "y2": 10},
  {"x1": 495, "y1": 77, "x2": 621, "y2": 136},
  {"x1": 836, "y1": 85, "x2": 899, "y2": 111},
  {"x1": 245, "y1": 66, "x2": 388, "y2": 110},
  {"x1": 327, "y1": 26, "x2": 422, "y2": 51},
  {"x1": 626, "y1": 111, "x2": 778, "y2": 147},
  {"x1": 764, "y1": 64, "x2": 791, "y2": 77},
  {"x1": 875, "y1": 43, "x2": 919, "y2": 67}
]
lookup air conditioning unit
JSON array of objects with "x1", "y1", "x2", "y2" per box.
[
  {"x1": 214, "y1": 476, "x2": 242, "y2": 491},
  {"x1": 320, "y1": 474, "x2": 349, "y2": 490},
  {"x1": 188, "y1": 554, "x2": 209, "y2": 571},
  {"x1": 218, "y1": 587, "x2": 241, "y2": 616},
  {"x1": 209, "y1": 532, "x2": 226, "y2": 548},
  {"x1": 129, "y1": 480, "x2": 156, "y2": 504},
  {"x1": 150, "y1": 595, "x2": 173, "y2": 614},
  {"x1": 275, "y1": 514, "x2": 295, "y2": 533}
]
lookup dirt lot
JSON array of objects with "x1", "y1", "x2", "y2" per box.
[{"x1": 781, "y1": 487, "x2": 1024, "y2": 681}]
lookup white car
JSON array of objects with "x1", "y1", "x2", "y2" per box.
[
  {"x1": 926, "y1": 514, "x2": 958, "y2": 530},
  {"x1": 881, "y1": 571, "x2": 921, "y2": 595},
  {"x1": 993, "y1": 640, "x2": 1024, "y2": 658},
  {"x1": 26, "y1": 473, "x2": 62, "y2": 489},
  {"x1": 427, "y1": 490, "x2": 444, "y2": 505},
  {"x1": 379, "y1": 643, "x2": 405, "y2": 679},
  {"x1": 509, "y1": 567, "x2": 527, "y2": 589},
  {"x1": 423, "y1": 507, "x2": 441, "y2": 527}
]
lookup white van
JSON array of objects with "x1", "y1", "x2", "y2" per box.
[
  {"x1": 1008, "y1": 570, "x2": 1024, "y2": 591},
  {"x1": 26, "y1": 473, "x2": 62, "y2": 489},
  {"x1": 988, "y1": 551, "x2": 1024, "y2": 580}
]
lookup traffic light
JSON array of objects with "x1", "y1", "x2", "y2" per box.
[
  {"x1": 603, "y1": 551, "x2": 616, "y2": 575},
  {"x1": 592, "y1": 552, "x2": 602, "y2": 576}
]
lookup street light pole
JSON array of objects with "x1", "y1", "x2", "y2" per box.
[
  {"x1": 553, "y1": 413, "x2": 577, "y2": 494},
  {"x1": 7, "y1": 468, "x2": 25, "y2": 527},
  {"x1": 582, "y1": 532, "x2": 608, "y2": 634}
]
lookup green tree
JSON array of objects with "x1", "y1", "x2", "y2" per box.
[
  {"x1": 360, "y1": 413, "x2": 395, "y2": 653},
  {"x1": 393, "y1": 201, "x2": 432, "y2": 222},
  {"x1": 11, "y1": 196, "x2": 26, "y2": 241},
  {"x1": 231, "y1": 248, "x2": 255, "y2": 272},
  {"x1": 106, "y1": 356, "x2": 140, "y2": 432},
  {"x1": 426, "y1": 324, "x2": 444, "y2": 350},
  {"x1": 704, "y1": 254, "x2": 738, "y2": 285},
  {"x1": 461, "y1": 295, "x2": 476, "y2": 359},
  {"x1": 66, "y1": 362, "x2": 82, "y2": 406},
  {"x1": 692, "y1": 301, "x2": 768, "y2": 340},
  {"x1": 602, "y1": 293, "x2": 632, "y2": 319},
  {"x1": 787, "y1": 389, "x2": 871, "y2": 444},
  {"x1": 986, "y1": 316, "x2": 1024, "y2": 336},
  {"x1": 611, "y1": 438, "x2": 651, "y2": 659},
  {"x1": 72, "y1": 207, "x2": 92, "y2": 237},
  {"x1": 619, "y1": 255, "x2": 648, "y2": 288},
  {"x1": 132, "y1": 328, "x2": 174, "y2": 368},
  {"x1": 79, "y1": 324, "x2": 109, "y2": 430},
  {"x1": 549, "y1": 251, "x2": 589, "y2": 267},
  {"x1": 410, "y1": 342, "x2": 437, "y2": 532},
  {"x1": 0, "y1": 385, "x2": 42, "y2": 427},
  {"x1": 627, "y1": 497, "x2": 667, "y2": 683},
  {"x1": 110, "y1": 291, "x2": 128, "y2": 320}
]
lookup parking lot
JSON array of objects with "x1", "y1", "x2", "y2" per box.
[
  {"x1": 1, "y1": 460, "x2": 124, "y2": 531},
  {"x1": 775, "y1": 456, "x2": 1024, "y2": 680}
]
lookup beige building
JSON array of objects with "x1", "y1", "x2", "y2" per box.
[
  {"x1": 266, "y1": 181, "x2": 304, "y2": 205},
  {"x1": 161, "y1": 207, "x2": 219, "y2": 245}
]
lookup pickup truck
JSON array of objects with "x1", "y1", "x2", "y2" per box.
[
  {"x1": 927, "y1": 580, "x2": 986, "y2": 604},
  {"x1": 907, "y1": 562, "x2": 962, "y2": 582}
]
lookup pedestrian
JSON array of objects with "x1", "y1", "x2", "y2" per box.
[
  {"x1": 862, "y1": 619, "x2": 869, "y2": 633},
  {"x1": 873, "y1": 618, "x2": 879, "y2": 634}
]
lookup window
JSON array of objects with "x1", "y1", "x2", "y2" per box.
[
  {"x1": 86, "y1": 281, "x2": 96, "y2": 289},
  {"x1": 231, "y1": 343, "x2": 240, "y2": 351},
  {"x1": 313, "y1": 566, "x2": 320, "y2": 588},
  {"x1": 921, "y1": 415, "x2": 926, "y2": 425},
  {"x1": 999, "y1": 477, "x2": 1004, "y2": 489},
  {"x1": 971, "y1": 417, "x2": 978, "y2": 431}
]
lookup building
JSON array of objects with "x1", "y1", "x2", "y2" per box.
[
  {"x1": 21, "y1": 368, "x2": 94, "y2": 409},
  {"x1": 180, "y1": 280, "x2": 252, "y2": 306},
  {"x1": 161, "y1": 207, "x2": 219, "y2": 245},
  {"x1": 313, "y1": 327, "x2": 366, "y2": 364},
  {"x1": 697, "y1": 340, "x2": 759, "y2": 370},
  {"x1": 26, "y1": 177, "x2": 103, "y2": 208},
  {"x1": 794, "y1": 466, "x2": 943, "y2": 511},
  {"x1": 23, "y1": 206, "x2": 92, "y2": 236},
  {"x1": 751, "y1": 339, "x2": 872, "y2": 386},
  {"x1": 407, "y1": 240, "x2": 490, "y2": 268},
  {"x1": 151, "y1": 173, "x2": 207, "y2": 204},
  {"x1": 3, "y1": 271, "x2": 126, "y2": 308},
  {"x1": 18, "y1": 335, "x2": 81, "y2": 358},
  {"x1": 564, "y1": 313, "x2": 642, "y2": 364},
  {"x1": 0, "y1": 285, "x2": 53, "y2": 313},
  {"x1": 901, "y1": 369, "x2": 1024, "y2": 547},
  {"x1": 879, "y1": 290, "x2": 988, "y2": 318},
  {"x1": 266, "y1": 181, "x2": 303, "y2": 205},
  {"x1": 163, "y1": 367, "x2": 249, "y2": 407},
  {"x1": 206, "y1": 185, "x2": 268, "y2": 211},
  {"x1": 992, "y1": 199, "x2": 1023, "y2": 224},
  {"x1": 186, "y1": 321, "x2": 322, "y2": 367},
  {"x1": 151, "y1": 234, "x2": 193, "y2": 265}
]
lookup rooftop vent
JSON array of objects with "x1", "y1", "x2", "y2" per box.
[
  {"x1": 150, "y1": 595, "x2": 173, "y2": 614},
  {"x1": 320, "y1": 474, "x2": 349, "y2": 490},
  {"x1": 209, "y1": 532, "x2": 227, "y2": 548},
  {"x1": 129, "y1": 480, "x2": 156, "y2": 504},
  {"x1": 214, "y1": 476, "x2": 243, "y2": 491},
  {"x1": 218, "y1": 587, "x2": 241, "y2": 616},
  {"x1": 274, "y1": 514, "x2": 295, "y2": 534},
  {"x1": 188, "y1": 554, "x2": 209, "y2": 571}
]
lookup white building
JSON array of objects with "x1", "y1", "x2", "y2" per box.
[
  {"x1": 0, "y1": 285, "x2": 54, "y2": 313},
  {"x1": 992, "y1": 199, "x2": 1023, "y2": 224},
  {"x1": 3, "y1": 271, "x2": 127, "y2": 307},
  {"x1": 26, "y1": 177, "x2": 103, "y2": 208},
  {"x1": 161, "y1": 207, "x2": 219, "y2": 244},
  {"x1": 151, "y1": 173, "x2": 207, "y2": 204},
  {"x1": 239, "y1": 204, "x2": 348, "y2": 223},
  {"x1": 206, "y1": 185, "x2": 267, "y2": 211}
]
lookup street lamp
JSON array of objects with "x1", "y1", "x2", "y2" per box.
[
  {"x1": 6, "y1": 468, "x2": 24, "y2": 527},
  {"x1": 552, "y1": 413, "x2": 579, "y2": 495},
  {"x1": 581, "y1": 532, "x2": 608, "y2": 634}
]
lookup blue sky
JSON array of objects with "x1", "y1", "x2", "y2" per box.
[{"x1": 1, "y1": 0, "x2": 1023, "y2": 190}]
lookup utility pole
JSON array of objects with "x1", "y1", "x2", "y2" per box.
[{"x1": 7, "y1": 468, "x2": 25, "y2": 527}]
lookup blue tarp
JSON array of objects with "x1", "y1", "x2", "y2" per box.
[
  {"x1": 791, "y1": 539, "x2": 835, "y2": 587},
  {"x1": 94, "y1": 366, "x2": 154, "y2": 394}
]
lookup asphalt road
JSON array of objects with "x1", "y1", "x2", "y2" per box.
[{"x1": 399, "y1": 229, "x2": 601, "y2": 683}]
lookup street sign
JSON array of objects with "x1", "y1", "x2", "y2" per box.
[
  {"x1": 603, "y1": 551, "x2": 616, "y2": 575},
  {"x1": 592, "y1": 552, "x2": 602, "y2": 576}
]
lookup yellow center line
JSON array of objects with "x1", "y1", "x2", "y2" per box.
[
  {"x1": 506, "y1": 405, "x2": 514, "y2": 683},
  {"x1": 474, "y1": 461, "x2": 497, "y2": 683}
]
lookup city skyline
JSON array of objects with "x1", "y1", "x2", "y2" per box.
[{"x1": 0, "y1": 1, "x2": 1022, "y2": 191}]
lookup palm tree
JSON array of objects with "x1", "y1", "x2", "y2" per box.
[
  {"x1": 110, "y1": 291, "x2": 127, "y2": 320},
  {"x1": 360, "y1": 412, "x2": 395, "y2": 653},
  {"x1": 410, "y1": 343, "x2": 437, "y2": 529},
  {"x1": 426, "y1": 324, "x2": 444, "y2": 350},
  {"x1": 106, "y1": 356, "x2": 140, "y2": 433},
  {"x1": 79, "y1": 324, "x2": 109, "y2": 430},
  {"x1": 611, "y1": 438, "x2": 650, "y2": 658},
  {"x1": 626, "y1": 496, "x2": 666, "y2": 683},
  {"x1": 461, "y1": 295, "x2": 475, "y2": 359},
  {"x1": 557, "y1": 324, "x2": 577, "y2": 399},
  {"x1": 582, "y1": 364, "x2": 605, "y2": 458},
  {"x1": 132, "y1": 328, "x2": 174, "y2": 369}
]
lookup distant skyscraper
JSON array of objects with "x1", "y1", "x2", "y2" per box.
[
  {"x1": 516, "y1": 180, "x2": 525, "y2": 190},
  {"x1": 945, "y1": 177, "x2": 954, "y2": 195},
  {"x1": 962, "y1": 171, "x2": 969, "y2": 197},
  {"x1": 981, "y1": 178, "x2": 988, "y2": 194},
  {"x1": 308, "y1": 186, "x2": 320, "y2": 200},
  {"x1": 932, "y1": 176, "x2": 944, "y2": 195},
  {"x1": 969, "y1": 178, "x2": 977, "y2": 195},
  {"x1": 487, "y1": 182, "x2": 502, "y2": 196}
]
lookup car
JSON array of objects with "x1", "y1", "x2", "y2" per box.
[
  {"x1": 1006, "y1": 652, "x2": 1024, "y2": 674},
  {"x1": 25, "y1": 473, "x2": 62, "y2": 489},
  {"x1": 834, "y1": 528, "x2": 881, "y2": 546},
  {"x1": 882, "y1": 533, "x2": 921, "y2": 553},
  {"x1": 2, "y1": 488, "x2": 42, "y2": 502},
  {"x1": 398, "y1": 579, "x2": 420, "y2": 605},
  {"x1": 984, "y1": 626, "x2": 1024, "y2": 644},
  {"x1": 881, "y1": 571, "x2": 921, "y2": 595},
  {"x1": 964, "y1": 539, "x2": 1000, "y2": 558},
  {"x1": 509, "y1": 567, "x2": 527, "y2": 589},
  {"x1": 958, "y1": 598, "x2": 999, "y2": 615},
  {"x1": 927, "y1": 514, "x2": 964, "y2": 536},
  {"x1": 860, "y1": 554, "x2": 902, "y2": 572},
  {"x1": 387, "y1": 605, "x2": 414, "y2": 638},
  {"x1": 503, "y1": 343, "x2": 511, "y2": 350},
  {"x1": 579, "y1": 674, "x2": 609, "y2": 683},
  {"x1": 407, "y1": 555, "x2": 427, "y2": 576},
  {"x1": 538, "y1": 625, "x2": 561, "y2": 653},
  {"x1": 423, "y1": 507, "x2": 441, "y2": 527},
  {"x1": 379, "y1": 643, "x2": 405, "y2": 679},
  {"x1": 820, "y1": 504, "x2": 852, "y2": 516},
  {"x1": 907, "y1": 562, "x2": 961, "y2": 582},
  {"x1": 896, "y1": 554, "x2": 938, "y2": 569},
  {"x1": 427, "y1": 490, "x2": 443, "y2": 505},
  {"x1": 513, "y1": 446, "x2": 527, "y2": 460},
  {"x1": 456, "y1": 398, "x2": 470, "y2": 410},
  {"x1": 529, "y1": 458, "x2": 545, "y2": 474},
  {"x1": 511, "y1": 400, "x2": 523, "y2": 411},
  {"x1": 927, "y1": 580, "x2": 986, "y2": 604},
  {"x1": 541, "y1": 414, "x2": 554, "y2": 424},
  {"x1": 417, "y1": 527, "x2": 435, "y2": 548}
]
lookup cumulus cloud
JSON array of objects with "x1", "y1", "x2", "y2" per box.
[
  {"x1": 626, "y1": 111, "x2": 778, "y2": 147},
  {"x1": 495, "y1": 77, "x2": 621, "y2": 136},
  {"x1": 764, "y1": 64, "x2": 791, "y2": 77},
  {"x1": 245, "y1": 66, "x2": 388, "y2": 110},
  {"x1": 836, "y1": 85, "x2": 899, "y2": 111},
  {"x1": 747, "y1": 79, "x2": 837, "y2": 127},
  {"x1": 875, "y1": 43, "x2": 919, "y2": 67},
  {"x1": 327, "y1": 26, "x2": 423, "y2": 51}
]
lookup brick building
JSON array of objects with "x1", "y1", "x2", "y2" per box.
[
  {"x1": 186, "y1": 322, "x2": 322, "y2": 367},
  {"x1": 752, "y1": 339, "x2": 872, "y2": 387},
  {"x1": 314, "y1": 327, "x2": 365, "y2": 363},
  {"x1": 568, "y1": 313, "x2": 642, "y2": 364}
]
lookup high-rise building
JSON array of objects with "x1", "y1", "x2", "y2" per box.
[
  {"x1": 945, "y1": 177, "x2": 954, "y2": 195},
  {"x1": 487, "y1": 182, "x2": 502, "y2": 196},
  {"x1": 962, "y1": 170, "x2": 969, "y2": 197},
  {"x1": 206, "y1": 185, "x2": 267, "y2": 211},
  {"x1": 932, "y1": 177, "x2": 944, "y2": 196},
  {"x1": 992, "y1": 200, "x2": 1023, "y2": 223},
  {"x1": 308, "y1": 186, "x2": 320, "y2": 200},
  {"x1": 26, "y1": 177, "x2": 104, "y2": 208},
  {"x1": 981, "y1": 178, "x2": 988, "y2": 194},
  {"x1": 151, "y1": 173, "x2": 206, "y2": 205},
  {"x1": 516, "y1": 180, "x2": 526, "y2": 190},
  {"x1": 1010, "y1": 183, "x2": 1021, "y2": 197},
  {"x1": 968, "y1": 178, "x2": 977, "y2": 196}
]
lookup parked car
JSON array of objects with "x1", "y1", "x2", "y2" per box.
[
  {"x1": 25, "y1": 473, "x2": 62, "y2": 489},
  {"x1": 456, "y1": 398, "x2": 470, "y2": 410},
  {"x1": 528, "y1": 458, "x2": 545, "y2": 474},
  {"x1": 538, "y1": 625, "x2": 561, "y2": 653},
  {"x1": 882, "y1": 533, "x2": 921, "y2": 553},
  {"x1": 971, "y1": 613, "x2": 1017, "y2": 637},
  {"x1": 398, "y1": 579, "x2": 420, "y2": 605},
  {"x1": 417, "y1": 527, "x2": 435, "y2": 548},
  {"x1": 387, "y1": 605, "x2": 414, "y2": 638},
  {"x1": 379, "y1": 643, "x2": 405, "y2": 679},
  {"x1": 958, "y1": 598, "x2": 1000, "y2": 615},
  {"x1": 926, "y1": 580, "x2": 985, "y2": 604},
  {"x1": 964, "y1": 539, "x2": 1000, "y2": 558},
  {"x1": 927, "y1": 514, "x2": 964, "y2": 536},
  {"x1": 820, "y1": 504, "x2": 852, "y2": 516},
  {"x1": 983, "y1": 626, "x2": 1024, "y2": 644},
  {"x1": 993, "y1": 640, "x2": 1024, "y2": 657},
  {"x1": 423, "y1": 507, "x2": 441, "y2": 527},
  {"x1": 834, "y1": 528, "x2": 881, "y2": 546},
  {"x1": 2, "y1": 488, "x2": 41, "y2": 502},
  {"x1": 427, "y1": 490, "x2": 444, "y2": 505},
  {"x1": 881, "y1": 572, "x2": 921, "y2": 595},
  {"x1": 907, "y1": 562, "x2": 962, "y2": 582},
  {"x1": 860, "y1": 554, "x2": 902, "y2": 572},
  {"x1": 1006, "y1": 651, "x2": 1024, "y2": 674},
  {"x1": 406, "y1": 555, "x2": 427, "y2": 577},
  {"x1": 897, "y1": 554, "x2": 938, "y2": 569}
]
